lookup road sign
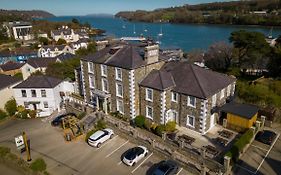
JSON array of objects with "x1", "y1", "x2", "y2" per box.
[{"x1": 15, "y1": 135, "x2": 25, "y2": 150}]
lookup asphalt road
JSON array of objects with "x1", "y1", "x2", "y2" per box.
[
  {"x1": 0, "y1": 118, "x2": 189, "y2": 175},
  {"x1": 234, "y1": 130, "x2": 281, "y2": 175}
]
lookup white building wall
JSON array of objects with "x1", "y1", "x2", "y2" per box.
[
  {"x1": 0, "y1": 81, "x2": 21, "y2": 109},
  {"x1": 21, "y1": 64, "x2": 38, "y2": 80}
]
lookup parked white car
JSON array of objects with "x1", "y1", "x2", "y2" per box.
[
  {"x1": 88, "y1": 128, "x2": 114, "y2": 148},
  {"x1": 122, "y1": 146, "x2": 148, "y2": 166}
]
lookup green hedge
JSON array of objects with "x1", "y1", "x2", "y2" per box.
[
  {"x1": 225, "y1": 129, "x2": 254, "y2": 162},
  {"x1": 134, "y1": 115, "x2": 146, "y2": 128}
]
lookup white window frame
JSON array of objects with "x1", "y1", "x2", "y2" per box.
[
  {"x1": 101, "y1": 78, "x2": 108, "y2": 93},
  {"x1": 88, "y1": 62, "x2": 94, "y2": 73},
  {"x1": 187, "y1": 115, "x2": 195, "y2": 128},
  {"x1": 116, "y1": 99, "x2": 124, "y2": 114},
  {"x1": 41, "y1": 90, "x2": 46, "y2": 97},
  {"x1": 146, "y1": 88, "x2": 153, "y2": 102},
  {"x1": 115, "y1": 68, "x2": 122, "y2": 81},
  {"x1": 146, "y1": 106, "x2": 153, "y2": 120},
  {"x1": 43, "y1": 102, "x2": 48, "y2": 108},
  {"x1": 220, "y1": 89, "x2": 225, "y2": 99},
  {"x1": 101, "y1": 64, "x2": 107, "y2": 77},
  {"x1": 116, "y1": 82, "x2": 123, "y2": 98},
  {"x1": 89, "y1": 75, "x2": 95, "y2": 88},
  {"x1": 171, "y1": 92, "x2": 178, "y2": 102},
  {"x1": 187, "y1": 96, "x2": 196, "y2": 108}
]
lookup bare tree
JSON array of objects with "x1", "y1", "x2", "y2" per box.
[{"x1": 204, "y1": 41, "x2": 233, "y2": 71}]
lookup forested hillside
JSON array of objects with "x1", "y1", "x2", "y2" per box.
[{"x1": 116, "y1": 0, "x2": 281, "y2": 26}]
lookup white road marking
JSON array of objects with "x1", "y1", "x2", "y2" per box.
[
  {"x1": 131, "y1": 152, "x2": 153, "y2": 174},
  {"x1": 255, "y1": 133, "x2": 280, "y2": 174},
  {"x1": 118, "y1": 161, "x2": 123, "y2": 165},
  {"x1": 106, "y1": 140, "x2": 129, "y2": 158},
  {"x1": 236, "y1": 164, "x2": 255, "y2": 174},
  {"x1": 96, "y1": 135, "x2": 119, "y2": 150},
  {"x1": 251, "y1": 144, "x2": 269, "y2": 152},
  {"x1": 176, "y1": 167, "x2": 183, "y2": 175}
]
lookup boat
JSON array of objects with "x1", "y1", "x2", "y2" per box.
[
  {"x1": 267, "y1": 27, "x2": 273, "y2": 39},
  {"x1": 158, "y1": 25, "x2": 163, "y2": 36},
  {"x1": 122, "y1": 24, "x2": 126, "y2": 29},
  {"x1": 133, "y1": 24, "x2": 136, "y2": 34}
]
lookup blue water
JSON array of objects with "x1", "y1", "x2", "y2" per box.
[{"x1": 46, "y1": 16, "x2": 281, "y2": 52}]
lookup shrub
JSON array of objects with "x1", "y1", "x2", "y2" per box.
[
  {"x1": 165, "y1": 121, "x2": 176, "y2": 132},
  {"x1": 0, "y1": 109, "x2": 8, "y2": 120},
  {"x1": 153, "y1": 125, "x2": 165, "y2": 137},
  {"x1": 96, "y1": 119, "x2": 106, "y2": 130},
  {"x1": 144, "y1": 119, "x2": 153, "y2": 131},
  {"x1": 30, "y1": 158, "x2": 47, "y2": 172},
  {"x1": 29, "y1": 110, "x2": 37, "y2": 118},
  {"x1": 16, "y1": 110, "x2": 29, "y2": 119},
  {"x1": 77, "y1": 112, "x2": 86, "y2": 119},
  {"x1": 134, "y1": 115, "x2": 146, "y2": 128},
  {"x1": 56, "y1": 38, "x2": 66, "y2": 45},
  {"x1": 225, "y1": 129, "x2": 254, "y2": 162},
  {"x1": 4, "y1": 98, "x2": 17, "y2": 116},
  {"x1": 85, "y1": 129, "x2": 96, "y2": 142}
]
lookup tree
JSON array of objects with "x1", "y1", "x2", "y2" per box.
[
  {"x1": 229, "y1": 30, "x2": 270, "y2": 67},
  {"x1": 72, "y1": 18, "x2": 79, "y2": 24},
  {"x1": 185, "y1": 49, "x2": 204, "y2": 63},
  {"x1": 4, "y1": 98, "x2": 17, "y2": 116},
  {"x1": 56, "y1": 38, "x2": 67, "y2": 45},
  {"x1": 13, "y1": 72, "x2": 23, "y2": 79},
  {"x1": 38, "y1": 37, "x2": 49, "y2": 45},
  {"x1": 76, "y1": 42, "x2": 96, "y2": 56},
  {"x1": 31, "y1": 70, "x2": 44, "y2": 76},
  {"x1": 268, "y1": 46, "x2": 281, "y2": 78},
  {"x1": 204, "y1": 41, "x2": 233, "y2": 71}
]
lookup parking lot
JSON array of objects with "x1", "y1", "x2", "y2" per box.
[
  {"x1": 234, "y1": 131, "x2": 280, "y2": 175},
  {"x1": 0, "y1": 118, "x2": 189, "y2": 175}
]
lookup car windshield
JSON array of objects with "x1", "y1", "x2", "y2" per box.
[
  {"x1": 125, "y1": 147, "x2": 142, "y2": 160},
  {"x1": 153, "y1": 164, "x2": 170, "y2": 175}
]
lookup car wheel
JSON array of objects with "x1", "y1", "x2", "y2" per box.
[
  {"x1": 110, "y1": 134, "x2": 114, "y2": 139},
  {"x1": 132, "y1": 162, "x2": 136, "y2": 166},
  {"x1": 97, "y1": 143, "x2": 101, "y2": 148},
  {"x1": 144, "y1": 152, "x2": 148, "y2": 156}
]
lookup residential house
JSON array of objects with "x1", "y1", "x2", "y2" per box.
[
  {"x1": 80, "y1": 43, "x2": 167, "y2": 117},
  {"x1": 0, "y1": 74, "x2": 22, "y2": 109},
  {"x1": 38, "y1": 45, "x2": 74, "y2": 57},
  {"x1": 70, "y1": 38, "x2": 89, "y2": 51},
  {"x1": 0, "y1": 61, "x2": 24, "y2": 76},
  {"x1": 51, "y1": 26, "x2": 80, "y2": 43},
  {"x1": 55, "y1": 52, "x2": 76, "y2": 62},
  {"x1": 3, "y1": 21, "x2": 33, "y2": 40},
  {"x1": 21, "y1": 57, "x2": 57, "y2": 80},
  {"x1": 13, "y1": 75, "x2": 75, "y2": 117},
  {"x1": 139, "y1": 62, "x2": 236, "y2": 135}
]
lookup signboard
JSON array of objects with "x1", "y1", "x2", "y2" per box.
[{"x1": 15, "y1": 135, "x2": 25, "y2": 150}]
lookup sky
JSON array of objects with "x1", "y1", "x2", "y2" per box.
[{"x1": 0, "y1": 0, "x2": 233, "y2": 16}]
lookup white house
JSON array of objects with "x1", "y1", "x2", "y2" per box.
[
  {"x1": 13, "y1": 75, "x2": 75, "y2": 117},
  {"x1": 51, "y1": 26, "x2": 80, "y2": 43},
  {"x1": 21, "y1": 57, "x2": 57, "y2": 80},
  {"x1": 0, "y1": 74, "x2": 22, "y2": 109},
  {"x1": 70, "y1": 38, "x2": 89, "y2": 51},
  {"x1": 3, "y1": 21, "x2": 33, "y2": 40},
  {"x1": 38, "y1": 45, "x2": 74, "y2": 58}
]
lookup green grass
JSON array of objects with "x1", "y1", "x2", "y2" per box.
[{"x1": 30, "y1": 158, "x2": 47, "y2": 172}]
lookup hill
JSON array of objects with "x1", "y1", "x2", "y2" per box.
[
  {"x1": 0, "y1": 9, "x2": 55, "y2": 22},
  {"x1": 116, "y1": 0, "x2": 281, "y2": 26}
]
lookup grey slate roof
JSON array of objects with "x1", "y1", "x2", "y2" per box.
[
  {"x1": 26, "y1": 57, "x2": 57, "y2": 68},
  {"x1": 0, "y1": 61, "x2": 24, "y2": 71},
  {"x1": 220, "y1": 102, "x2": 259, "y2": 119},
  {"x1": 83, "y1": 44, "x2": 168, "y2": 70},
  {"x1": 139, "y1": 69, "x2": 175, "y2": 91},
  {"x1": 41, "y1": 45, "x2": 67, "y2": 51},
  {"x1": 0, "y1": 74, "x2": 21, "y2": 90},
  {"x1": 56, "y1": 53, "x2": 76, "y2": 61},
  {"x1": 140, "y1": 61, "x2": 235, "y2": 99},
  {"x1": 14, "y1": 75, "x2": 62, "y2": 89},
  {"x1": 164, "y1": 62, "x2": 236, "y2": 99}
]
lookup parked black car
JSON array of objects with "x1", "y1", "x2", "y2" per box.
[
  {"x1": 146, "y1": 160, "x2": 179, "y2": 175},
  {"x1": 51, "y1": 113, "x2": 76, "y2": 126},
  {"x1": 255, "y1": 130, "x2": 277, "y2": 145}
]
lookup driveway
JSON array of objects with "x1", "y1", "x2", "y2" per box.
[
  {"x1": 234, "y1": 130, "x2": 281, "y2": 175},
  {"x1": 0, "y1": 118, "x2": 189, "y2": 175}
]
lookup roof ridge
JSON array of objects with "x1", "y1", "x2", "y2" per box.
[
  {"x1": 190, "y1": 64, "x2": 207, "y2": 98},
  {"x1": 158, "y1": 70, "x2": 164, "y2": 90}
]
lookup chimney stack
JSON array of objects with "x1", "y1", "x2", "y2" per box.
[{"x1": 144, "y1": 45, "x2": 159, "y2": 64}]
